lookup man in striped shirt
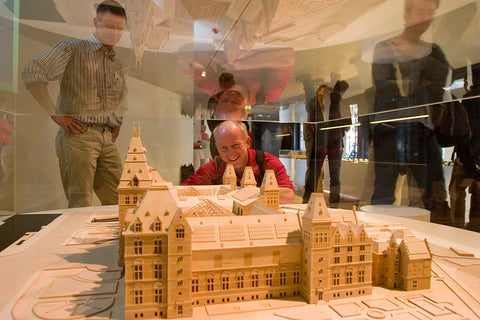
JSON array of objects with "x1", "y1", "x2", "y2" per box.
[{"x1": 22, "y1": 0, "x2": 127, "y2": 208}]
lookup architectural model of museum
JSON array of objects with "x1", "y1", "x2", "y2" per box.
[{"x1": 118, "y1": 126, "x2": 433, "y2": 319}]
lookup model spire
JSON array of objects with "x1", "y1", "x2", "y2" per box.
[{"x1": 241, "y1": 166, "x2": 256, "y2": 188}]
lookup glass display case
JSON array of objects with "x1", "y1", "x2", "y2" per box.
[{"x1": 1, "y1": 0, "x2": 480, "y2": 234}]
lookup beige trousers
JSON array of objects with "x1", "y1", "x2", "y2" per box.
[{"x1": 55, "y1": 125, "x2": 122, "y2": 208}]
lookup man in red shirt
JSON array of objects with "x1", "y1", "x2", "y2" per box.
[{"x1": 182, "y1": 121, "x2": 295, "y2": 204}]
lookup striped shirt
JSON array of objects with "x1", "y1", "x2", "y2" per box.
[{"x1": 22, "y1": 34, "x2": 127, "y2": 127}]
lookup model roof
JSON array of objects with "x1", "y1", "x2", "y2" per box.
[{"x1": 187, "y1": 212, "x2": 302, "y2": 250}]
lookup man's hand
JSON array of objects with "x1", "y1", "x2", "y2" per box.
[
  {"x1": 51, "y1": 115, "x2": 84, "y2": 136},
  {"x1": 112, "y1": 126, "x2": 120, "y2": 142}
]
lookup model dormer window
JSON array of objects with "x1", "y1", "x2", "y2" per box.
[
  {"x1": 125, "y1": 196, "x2": 130, "y2": 205},
  {"x1": 176, "y1": 226, "x2": 185, "y2": 239},
  {"x1": 133, "y1": 177, "x2": 139, "y2": 187},
  {"x1": 334, "y1": 232, "x2": 341, "y2": 245},
  {"x1": 347, "y1": 231, "x2": 353, "y2": 243},
  {"x1": 154, "y1": 219, "x2": 162, "y2": 232},
  {"x1": 360, "y1": 230, "x2": 366, "y2": 242},
  {"x1": 134, "y1": 221, "x2": 142, "y2": 232}
]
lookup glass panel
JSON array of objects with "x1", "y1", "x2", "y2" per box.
[{"x1": 0, "y1": 0, "x2": 478, "y2": 232}]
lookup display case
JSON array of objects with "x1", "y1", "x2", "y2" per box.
[
  {"x1": 3, "y1": 0, "x2": 479, "y2": 227},
  {"x1": 1, "y1": 1, "x2": 480, "y2": 318}
]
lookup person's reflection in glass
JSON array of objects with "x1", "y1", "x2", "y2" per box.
[
  {"x1": 298, "y1": 74, "x2": 329, "y2": 204},
  {"x1": 448, "y1": 66, "x2": 480, "y2": 231},
  {"x1": 300, "y1": 75, "x2": 349, "y2": 206},
  {"x1": 207, "y1": 72, "x2": 236, "y2": 119},
  {"x1": 22, "y1": 0, "x2": 128, "y2": 208},
  {"x1": 207, "y1": 84, "x2": 251, "y2": 158},
  {"x1": 370, "y1": 0, "x2": 452, "y2": 224}
]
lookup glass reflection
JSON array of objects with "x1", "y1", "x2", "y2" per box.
[
  {"x1": 0, "y1": 0, "x2": 478, "y2": 230},
  {"x1": 369, "y1": 0, "x2": 451, "y2": 224}
]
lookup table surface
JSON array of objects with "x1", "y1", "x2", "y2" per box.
[{"x1": 0, "y1": 205, "x2": 479, "y2": 320}]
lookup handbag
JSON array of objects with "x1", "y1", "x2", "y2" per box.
[{"x1": 433, "y1": 99, "x2": 471, "y2": 147}]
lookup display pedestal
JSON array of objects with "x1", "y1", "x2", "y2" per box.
[{"x1": 360, "y1": 204, "x2": 431, "y2": 222}]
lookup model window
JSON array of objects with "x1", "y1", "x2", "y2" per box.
[
  {"x1": 347, "y1": 256, "x2": 352, "y2": 262},
  {"x1": 347, "y1": 231, "x2": 353, "y2": 243},
  {"x1": 222, "y1": 276, "x2": 230, "y2": 290},
  {"x1": 134, "y1": 285, "x2": 143, "y2": 304},
  {"x1": 335, "y1": 247, "x2": 340, "y2": 253},
  {"x1": 334, "y1": 233, "x2": 341, "y2": 244},
  {"x1": 176, "y1": 226, "x2": 185, "y2": 239},
  {"x1": 192, "y1": 279, "x2": 199, "y2": 292},
  {"x1": 280, "y1": 272, "x2": 287, "y2": 285},
  {"x1": 154, "y1": 263, "x2": 162, "y2": 279},
  {"x1": 347, "y1": 246, "x2": 352, "y2": 252},
  {"x1": 134, "y1": 263, "x2": 143, "y2": 280},
  {"x1": 334, "y1": 257, "x2": 340, "y2": 264},
  {"x1": 133, "y1": 177, "x2": 139, "y2": 187},
  {"x1": 237, "y1": 275, "x2": 244, "y2": 289},
  {"x1": 154, "y1": 238, "x2": 162, "y2": 254},
  {"x1": 154, "y1": 287, "x2": 162, "y2": 303},
  {"x1": 177, "y1": 305, "x2": 183, "y2": 315},
  {"x1": 134, "y1": 238, "x2": 142, "y2": 255},
  {"x1": 266, "y1": 273, "x2": 273, "y2": 286},
  {"x1": 360, "y1": 254, "x2": 365, "y2": 261},
  {"x1": 360, "y1": 245, "x2": 365, "y2": 251},
  {"x1": 358, "y1": 269, "x2": 365, "y2": 283},
  {"x1": 293, "y1": 271, "x2": 300, "y2": 284},
  {"x1": 346, "y1": 271, "x2": 353, "y2": 284},
  {"x1": 125, "y1": 196, "x2": 130, "y2": 204},
  {"x1": 360, "y1": 231, "x2": 366, "y2": 242},
  {"x1": 134, "y1": 221, "x2": 142, "y2": 232},
  {"x1": 251, "y1": 274, "x2": 258, "y2": 287},
  {"x1": 133, "y1": 195, "x2": 138, "y2": 204},
  {"x1": 154, "y1": 220, "x2": 162, "y2": 231},
  {"x1": 207, "y1": 277, "x2": 214, "y2": 291},
  {"x1": 333, "y1": 272, "x2": 340, "y2": 286}
]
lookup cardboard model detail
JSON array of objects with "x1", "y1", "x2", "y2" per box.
[{"x1": 119, "y1": 126, "x2": 433, "y2": 319}]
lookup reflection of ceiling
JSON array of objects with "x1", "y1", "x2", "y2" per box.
[
  {"x1": 124, "y1": 0, "x2": 388, "y2": 63},
  {"x1": 13, "y1": 0, "x2": 480, "y2": 107}
]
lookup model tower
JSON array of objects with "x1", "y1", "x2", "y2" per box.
[
  {"x1": 301, "y1": 193, "x2": 332, "y2": 303},
  {"x1": 118, "y1": 124, "x2": 165, "y2": 266},
  {"x1": 223, "y1": 163, "x2": 237, "y2": 186}
]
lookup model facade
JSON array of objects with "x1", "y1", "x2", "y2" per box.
[{"x1": 119, "y1": 127, "x2": 432, "y2": 320}]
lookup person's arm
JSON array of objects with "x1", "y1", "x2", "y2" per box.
[
  {"x1": 23, "y1": 41, "x2": 83, "y2": 135},
  {"x1": 279, "y1": 187, "x2": 295, "y2": 204},
  {"x1": 181, "y1": 159, "x2": 218, "y2": 185},
  {"x1": 27, "y1": 82, "x2": 84, "y2": 136}
]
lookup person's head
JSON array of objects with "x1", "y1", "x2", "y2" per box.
[
  {"x1": 214, "y1": 121, "x2": 251, "y2": 174},
  {"x1": 404, "y1": 0, "x2": 439, "y2": 35},
  {"x1": 316, "y1": 84, "x2": 331, "y2": 103},
  {"x1": 94, "y1": 0, "x2": 127, "y2": 47},
  {"x1": 216, "y1": 84, "x2": 249, "y2": 120},
  {"x1": 218, "y1": 73, "x2": 235, "y2": 91}
]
